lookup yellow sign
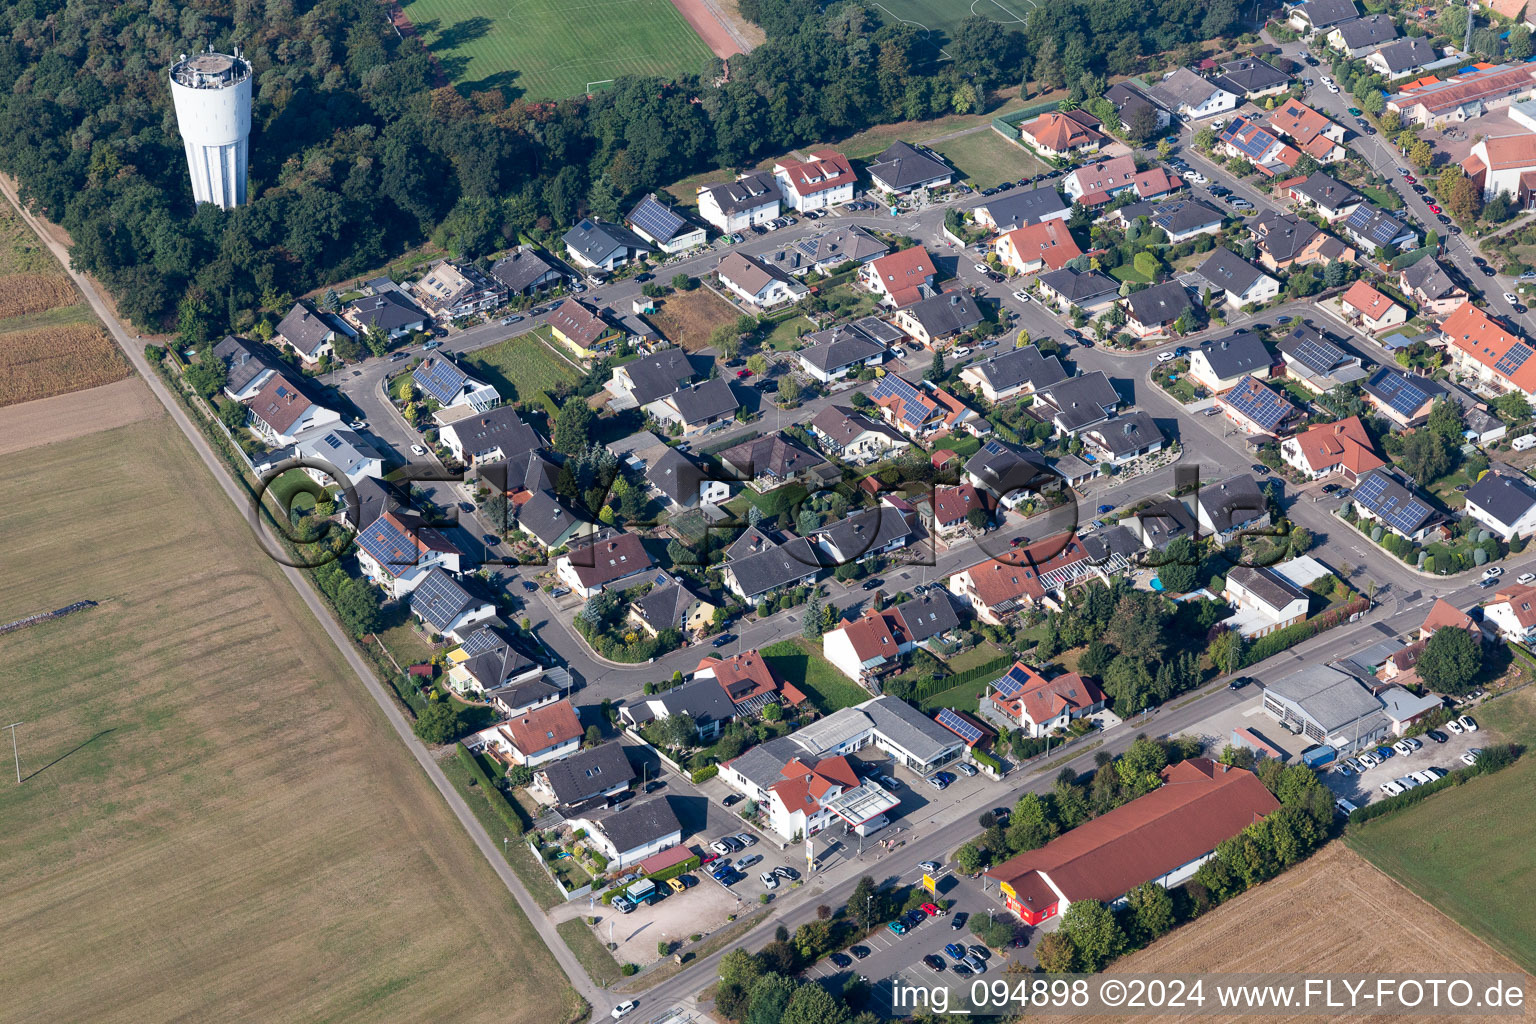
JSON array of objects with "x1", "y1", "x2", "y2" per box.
[
  {"x1": 998, "y1": 880, "x2": 1017, "y2": 900},
  {"x1": 922, "y1": 873, "x2": 937, "y2": 895}
]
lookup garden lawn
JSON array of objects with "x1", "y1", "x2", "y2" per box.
[
  {"x1": 761, "y1": 638, "x2": 869, "y2": 714},
  {"x1": 1358, "y1": 185, "x2": 1404, "y2": 211},
  {"x1": 931, "y1": 130, "x2": 1047, "y2": 189},
  {"x1": 1109, "y1": 263, "x2": 1153, "y2": 284},
  {"x1": 931, "y1": 434, "x2": 982, "y2": 458},
  {"x1": 463, "y1": 328, "x2": 580, "y2": 406}
]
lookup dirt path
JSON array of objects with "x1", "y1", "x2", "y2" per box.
[
  {"x1": 668, "y1": 0, "x2": 748, "y2": 59},
  {"x1": 0, "y1": 375, "x2": 159, "y2": 456}
]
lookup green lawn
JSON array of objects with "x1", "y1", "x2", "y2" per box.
[
  {"x1": 761, "y1": 638, "x2": 870, "y2": 714},
  {"x1": 931, "y1": 434, "x2": 982, "y2": 458},
  {"x1": 763, "y1": 314, "x2": 817, "y2": 352},
  {"x1": 1346, "y1": 689, "x2": 1536, "y2": 972},
  {"x1": 855, "y1": 0, "x2": 1030, "y2": 46},
  {"x1": 269, "y1": 468, "x2": 327, "y2": 511},
  {"x1": 1359, "y1": 185, "x2": 1404, "y2": 212},
  {"x1": 931, "y1": 130, "x2": 1048, "y2": 189},
  {"x1": 463, "y1": 328, "x2": 580, "y2": 406},
  {"x1": 400, "y1": 0, "x2": 714, "y2": 100},
  {"x1": 1110, "y1": 263, "x2": 1154, "y2": 285}
]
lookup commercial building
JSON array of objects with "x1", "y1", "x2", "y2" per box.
[
  {"x1": 1387, "y1": 62, "x2": 1536, "y2": 126},
  {"x1": 1262, "y1": 665, "x2": 1389, "y2": 754}
]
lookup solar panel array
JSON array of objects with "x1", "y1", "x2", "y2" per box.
[
  {"x1": 628, "y1": 195, "x2": 686, "y2": 243},
  {"x1": 1367, "y1": 369, "x2": 1433, "y2": 418},
  {"x1": 414, "y1": 357, "x2": 468, "y2": 405},
  {"x1": 356, "y1": 516, "x2": 419, "y2": 574},
  {"x1": 1221, "y1": 118, "x2": 1278, "y2": 161},
  {"x1": 992, "y1": 662, "x2": 1034, "y2": 699},
  {"x1": 1287, "y1": 331, "x2": 1345, "y2": 374},
  {"x1": 1222, "y1": 376, "x2": 1296, "y2": 432},
  {"x1": 935, "y1": 707, "x2": 983, "y2": 744},
  {"x1": 411, "y1": 569, "x2": 471, "y2": 629},
  {"x1": 1495, "y1": 342, "x2": 1535, "y2": 378},
  {"x1": 1354, "y1": 472, "x2": 1432, "y2": 535},
  {"x1": 872, "y1": 374, "x2": 936, "y2": 428},
  {"x1": 459, "y1": 627, "x2": 503, "y2": 656}
]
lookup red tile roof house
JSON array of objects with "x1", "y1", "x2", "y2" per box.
[
  {"x1": 555, "y1": 532, "x2": 654, "y2": 599},
  {"x1": 1418, "y1": 598, "x2": 1483, "y2": 642},
  {"x1": 993, "y1": 220, "x2": 1084, "y2": 276},
  {"x1": 1483, "y1": 582, "x2": 1536, "y2": 643},
  {"x1": 1016, "y1": 109, "x2": 1107, "y2": 159},
  {"x1": 859, "y1": 246, "x2": 936, "y2": 307},
  {"x1": 772, "y1": 148, "x2": 857, "y2": 212},
  {"x1": 1062, "y1": 155, "x2": 1138, "y2": 207},
  {"x1": 985, "y1": 758, "x2": 1279, "y2": 925},
  {"x1": 1280, "y1": 416, "x2": 1386, "y2": 482},
  {"x1": 762, "y1": 753, "x2": 898, "y2": 842},
  {"x1": 1441, "y1": 299, "x2": 1536, "y2": 399},
  {"x1": 927, "y1": 483, "x2": 993, "y2": 537},
  {"x1": 822, "y1": 607, "x2": 912, "y2": 683},
  {"x1": 1339, "y1": 279, "x2": 1408, "y2": 333},
  {"x1": 947, "y1": 532, "x2": 1101, "y2": 624},
  {"x1": 482, "y1": 698, "x2": 583, "y2": 767},
  {"x1": 984, "y1": 660, "x2": 1105, "y2": 737},
  {"x1": 694, "y1": 649, "x2": 808, "y2": 716}
]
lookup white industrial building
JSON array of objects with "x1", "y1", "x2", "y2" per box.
[{"x1": 168, "y1": 49, "x2": 252, "y2": 210}]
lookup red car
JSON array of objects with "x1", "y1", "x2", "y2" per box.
[
  {"x1": 699, "y1": 849, "x2": 719, "y2": 865},
  {"x1": 1428, "y1": 204, "x2": 1442, "y2": 214},
  {"x1": 1404, "y1": 175, "x2": 1417, "y2": 185},
  {"x1": 735, "y1": 368, "x2": 753, "y2": 378},
  {"x1": 921, "y1": 902, "x2": 946, "y2": 917}
]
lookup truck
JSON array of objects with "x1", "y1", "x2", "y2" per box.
[
  {"x1": 625, "y1": 878, "x2": 659, "y2": 906},
  {"x1": 1301, "y1": 744, "x2": 1338, "y2": 768}
]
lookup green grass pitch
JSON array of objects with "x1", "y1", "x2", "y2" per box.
[
  {"x1": 859, "y1": 0, "x2": 1031, "y2": 49},
  {"x1": 401, "y1": 0, "x2": 716, "y2": 100}
]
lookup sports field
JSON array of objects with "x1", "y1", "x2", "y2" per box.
[
  {"x1": 402, "y1": 0, "x2": 716, "y2": 99},
  {"x1": 1347, "y1": 688, "x2": 1536, "y2": 972},
  {"x1": 0, "y1": 414, "x2": 581, "y2": 1023},
  {"x1": 860, "y1": 0, "x2": 1031, "y2": 49}
]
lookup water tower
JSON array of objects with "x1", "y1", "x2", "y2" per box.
[{"x1": 168, "y1": 47, "x2": 252, "y2": 209}]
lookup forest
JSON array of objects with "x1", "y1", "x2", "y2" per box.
[{"x1": 0, "y1": 0, "x2": 1242, "y2": 334}]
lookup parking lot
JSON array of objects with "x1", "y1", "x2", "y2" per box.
[{"x1": 1323, "y1": 715, "x2": 1487, "y2": 809}]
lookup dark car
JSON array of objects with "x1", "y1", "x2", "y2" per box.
[
  {"x1": 1064, "y1": 328, "x2": 1084, "y2": 341},
  {"x1": 923, "y1": 954, "x2": 946, "y2": 972},
  {"x1": 1251, "y1": 463, "x2": 1271, "y2": 475},
  {"x1": 861, "y1": 578, "x2": 883, "y2": 591},
  {"x1": 851, "y1": 945, "x2": 870, "y2": 960},
  {"x1": 1228, "y1": 676, "x2": 1255, "y2": 691},
  {"x1": 969, "y1": 945, "x2": 991, "y2": 961},
  {"x1": 389, "y1": 351, "x2": 409, "y2": 361},
  {"x1": 712, "y1": 633, "x2": 736, "y2": 648},
  {"x1": 1425, "y1": 729, "x2": 1448, "y2": 743},
  {"x1": 951, "y1": 912, "x2": 968, "y2": 930},
  {"x1": 1483, "y1": 266, "x2": 1498, "y2": 277},
  {"x1": 905, "y1": 909, "x2": 926, "y2": 927},
  {"x1": 830, "y1": 952, "x2": 853, "y2": 968},
  {"x1": 723, "y1": 793, "x2": 743, "y2": 807},
  {"x1": 952, "y1": 963, "x2": 972, "y2": 977},
  {"x1": 775, "y1": 865, "x2": 799, "y2": 881},
  {"x1": 522, "y1": 580, "x2": 539, "y2": 592}
]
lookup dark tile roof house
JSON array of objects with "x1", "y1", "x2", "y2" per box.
[
  {"x1": 1147, "y1": 200, "x2": 1224, "y2": 239},
  {"x1": 518, "y1": 489, "x2": 588, "y2": 548},
  {"x1": 654, "y1": 675, "x2": 738, "y2": 728},
  {"x1": 562, "y1": 218, "x2": 651, "y2": 266},
  {"x1": 626, "y1": 193, "x2": 697, "y2": 247},
  {"x1": 277, "y1": 301, "x2": 349, "y2": 359},
  {"x1": 1466, "y1": 468, "x2": 1536, "y2": 531},
  {"x1": 1292, "y1": 0, "x2": 1360, "y2": 28},
  {"x1": 652, "y1": 377, "x2": 739, "y2": 428},
  {"x1": 443, "y1": 407, "x2": 542, "y2": 465},
  {"x1": 892, "y1": 590, "x2": 961, "y2": 644},
  {"x1": 1196, "y1": 246, "x2": 1270, "y2": 302},
  {"x1": 1344, "y1": 205, "x2": 1417, "y2": 251},
  {"x1": 1214, "y1": 58, "x2": 1290, "y2": 97},
  {"x1": 810, "y1": 405, "x2": 905, "y2": 450},
  {"x1": 1353, "y1": 468, "x2": 1439, "y2": 537},
  {"x1": 589, "y1": 797, "x2": 681, "y2": 855},
  {"x1": 812, "y1": 504, "x2": 914, "y2": 564},
  {"x1": 348, "y1": 477, "x2": 413, "y2": 528},
  {"x1": 1197, "y1": 473, "x2": 1269, "y2": 534},
  {"x1": 457, "y1": 626, "x2": 542, "y2": 691},
  {"x1": 962, "y1": 345, "x2": 1068, "y2": 398},
  {"x1": 483, "y1": 450, "x2": 561, "y2": 498},
  {"x1": 795, "y1": 225, "x2": 890, "y2": 267},
  {"x1": 412, "y1": 354, "x2": 497, "y2": 409},
  {"x1": 974, "y1": 187, "x2": 1070, "y2": 231},
  {"x1": 1373, "y1": 37, "x2": 1437, "y2": 76},
  {"x1": 1105, "y1": 81, "x2": 1169, "y2": 127},
  {"x1": 1033, "y1": 371, "x2": 1121, "y2": 433},
  {"x1": 1196, "y1": 331, "x2": 1274, "y2": 382},
  {"x1": 701, "y1": 172, "x2": 783, "y2": 215},
  {"x1": 1150, "y1": 68, "x2": 1237, "y2": 113},
  {"x1": 799, "y1": 320, "x2": 891, "y2": 376},
  {"x1": 1228, "y1": 565, "x2": 1309, "y2": 613},
  {"x1": 719, "y1": 433, "x2": 827, "y2": 484},
  {"x1": 1400, "y1": 257, "x2": 1463, "y2": 302},
  {"x1": 248, "y1": 373, "x2": 319, "y2": 438},
  {"x1": 898, "y1": 290, "x2": 983, "y2": 338},
  {"x1": 537, "y1": 742, "x2": 635, "y2": 808},
  {"x1": 491, "y1": 247, "x2": 565, "y2": 294},
  {"x1": 726, "y1": 536, "x2": 822, "y2": 600},
  {"x1": 213, "y1": 334, "x2": 277, "y2": 397},
  {"x1": 1334, "y1": 12, "x2": 1397, "y2": 50},
  {"x1": 647, "y1": 446, "x2": 708, "y2": 506},
  {"x1": 549, "y1": 299, "x2": 619, "y2": 352},
  {"x1": 965, "y1": 439, "x2": 1057, "y2": 497},
  {"x1": 1085, "y1": 410, "x2": 1165, "y2": 459},
  {"x1": 1037, "y1": 267, "x2": 1120, "y2": 307},
  {"x1": 348, "y1": 291, "x2": 426, "y2": 333},
  {"x1": 1289, "y1": 171, "x2": 1362, "y2": 212},
  {"x1": 563, "y1": 532, "x2": 653, "y2": 592},
  {"x1": 1252, "y1": 211, "x2": 1322, "y2": 263},
  {"x1": 619, "y1": 347, "x2": 695, "y2": 405},
  {"x1": 1123, "y1": 281, "x2": 1194, "y2": 329},
  {"x1": 866, "y1": 141, "x2": 952, "y2": 192},
  {"x1": 1133, "y1": 497, "x2": 1196, "y2": 548},
  {"x1": 632, "y1": 579, "x2": 706, "y2": 633}
]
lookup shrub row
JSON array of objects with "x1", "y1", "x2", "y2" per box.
[
  {"x1": 691, "y1": 764, "x2": 720, "y2": 784},
  {"x1": 456, "y1": 742, "x2": 526, "y2": 836},
  {"x1": 1243, "y1": 597, "x2": 1369, "y2": 666}
]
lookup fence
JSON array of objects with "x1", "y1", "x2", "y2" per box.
[
  {"x1": 991, "y1": 98, "x2": 1069, "y2": 141},
  {"x1": 526, "y1": 839, "x2": 596, "y2": 901},
  {"x1": 910, "y1": 654, "x2": 1013, "y2": 705}
]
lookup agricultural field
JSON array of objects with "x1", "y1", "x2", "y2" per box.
[
  {"x1": 649, "y1": 287, "x2": 742, "y2": 350},
  {"x1": 464, "y1": 327, "x2": 582, "y2": 405},
  {"x1": 0, "y1": 416, "x2": 580, "y2": 1024},
  {"x1": 400, "y1": 0, "x2": 714, "y2": 100},
  {"x1": 931, "y1": 129, "x2": 1047, "y2": 189},
  {"x1": 0, "y1": 202, "x2": 128, "y2": 407},
  {"x1": 1347, "y1": 688, "x2": 1536, "y2": 972},
  {"x1": 1047, "y1": 842, "x2": 1529, "y2": 1024}
]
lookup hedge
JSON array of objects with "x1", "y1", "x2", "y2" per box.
[
  {"x1": 456, "y1": 742, "x2": 527, "y2": 836},
  {"x1": 910, "y1": 655, "x2": 1014, "y2": 703},
  {"x1": 1242, "y1": 597, "x2": 1369, "y2": 666},
  {"x1": 600, "y1": 853, "x2": 703, "y2": 903},
  {"x1": 972, "y1": 748, "x2": 1002, "y2": 773},
  {"x1": 1347, "y1": 744, "x2": 1518, "y2": 825},
  {"x1": 691, "y1": 764, "x2": 719, "y2": 784}
]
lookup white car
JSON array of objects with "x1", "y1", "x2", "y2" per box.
[
  {"x1": 1459, "y1": 715, "x2": 1478, "y2": 732},
  {"x1": 973, "y1": 263, "x2": 989, "y2": 274},
  {"x1": 710, "y1": 840, "x2": 732, "y2": 856},
  {"x1": 1519, "y1": 572, "x2": 1536, "y2": 584},
  {"x1": 1380, "y1": 780, "x2": 1404, "y2": 797},
  {"x1": 410, "y1": 444, "x2": 427, "y2": 457},
  {"x1": 1410, "y1": 769, "x2": 1438, "y2": 785},
  {"x1": 1462, "y1": 748, "x2": 1482, "y2": 766},
  {"x1": 1445, "y1": 719, "x2": 1464, "y2": 735},
  {"x1": 952, "y1": 346, "x2": 972, "y2": 358},
  {"x1": 1014, "y1": 291, "x2": 1032, "y2": 303},
  {"x1": 1392, "y1": 740, "x2": 1413, "y2": 757},
  {"x1": 1187, "y1": 171, "x2": 1207, "y2": 184},
  {"x1": 760, "y1": 871, "x2": 779, "y2": 890},
  {"x1": 1327, "y1": 84, "x2": 1340, "y2": 93},
  {"x1": 1506, "y1": 292, "x2": 1520, "y2": 304},
  {"x1": 612, "y1": 1001, "x2": 638, "y2": 1019},
  {"x1": 1320, "y1": 75, "x2": 1333, "y2": 84},
  {"x1": 1156, "y1": 351, "x2": 1176, "y2": 363},
  {"x1": 1484, "y1": 566, "x2": 1503, "y2": 579}
]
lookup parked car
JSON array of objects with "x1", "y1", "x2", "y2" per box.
[
  {"x1": 760, "y1": 871, "x2": 779, "y2": 890},
  {"x1": 1483, "y1": 566, "x2": 1503, "y2": 579},
  {"x1": 851, "y1": 944, "x2": 870, "y2": 959},
  {"x1": 951, "y1": 912, "x2": 968, "y2": 930},
  {"x1": 1446, "y1": 719, "x2": 1465, "y2": 735},
  {"x1": 775, "y1": 866, "x2": 799, "y2": 881},
  {"x1": 410, "y1": 444, "x2": 427, "y2": 456},
  {"x1": 955, "y1": 762, "x2": 977, "y2": 777},
  {"x1": 667, "y1": 877, "x2": 686, "y2": 894},
  {"x1": 1228, "y1": 676, "x2": 1254, "y2": 691},
  {"x1": 612, "y1": 895, "x2": 635, "y2": 914},
  {"x1": 1459, "y1": 715, "x2": 1478, "y2": 732},
  {"x1": 723, "y1": 794, "x2": 743, "y2": 806},
  {"x1": 711, "y1": 633, "x2": 736, "y2": 648},
  {"x1": 1461, "y1": 748, "x2": 1483, "y2": 766},
  {"x1": 1380, "y1": 780, "x2": 1405, "y2": 797},
  {"x1": 1392, "y1": 740, "x2": 1413, "y2": 757},
  {"x1": 735, "y1": 854, "x2": 762, "y2": 871},
  {"x1": 1519, "y1": 573, "x2": 1536, "y2": 585},
  {"x1": 923, "y1": 954, "x2": 946, "y2": 972},
  {"x1": 710, "y1": 840, "x2": 732, "y2": 856},
  {"x1": 887, "y1": 920, "x2": 907, "y2": 936},
  {"x1": 829, "y1": 952, "x2": 852, "y2": 968},
  {"x1": 861, "y1": 578, "x2": 884, "y2": 591},
  {"x1": 1425, "y1": 729, "x2": 1448, "y2": 744}
]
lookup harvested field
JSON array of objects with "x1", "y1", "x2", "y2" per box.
[
  {"x1": 0, "y1": 417, "x2": 580, "y2": 1023},
  {"x1": 649, "y1": 287, "x2": 741, "y2": 350},
  {"x1": 0, "y1": 271, "x2": 77, "y2": 318},
  {"x1": 0, "y1": 320, "x2": 130, "y2": 407},
  {"x1": 1045, "y1": 843, "x2": 1531, "y2": 1024},
  {"x1": 0, "y1": 200, "x2": 66, "y2": 276},
  {"x1": 0, "y1": 375, "x2": 158, "y2": 456}
]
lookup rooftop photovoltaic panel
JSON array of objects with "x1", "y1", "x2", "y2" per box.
[
  {"x1": 872, "y1": 374, "x2": 934, "y2": 428},
  {"x1": 1495, "y1": 342, "x2": 1534, "y2": 377},
  {"x1": 1290, "y1": 335, "x2": 1345, "y2": 374},
  {"x1": 992, "y1": 662, "x2": 1034, "y2": 699},
  {"x1": 1222, "y1": 377, "x2": 1296, "y2": 432},
  {"x1": 413, "y1": 357, "x2": 468, "y2": 405},
  {"x1": 935, "y1": 707, "x2": 983, "y2": 744},
  {"x1": 1354, "y1": 472, "x2": 1432, "y2": 534},
  {"x1": 412, "y1": 569, "x2": 472, "y2": 628},
  {"x1": 356, "y1": 516, "x2": 420, "y2": 574},
  {"x1": 459, "y1": 628, "x2": 502, "y2": 656},
  {"x1": 1367, "y1": 370, "x2": 1432, "y2": 417},
  {"x1": 629, "y1": 195, "x2": 685, "y2": 243}
]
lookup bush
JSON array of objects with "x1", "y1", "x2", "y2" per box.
[
  {"x1": 455, "y1": 743, "x2": 526, "y2": 836},
  {"x1": 621, "y1": 964, "x2": 639, "y2": 976},
  {"x1": 972, "y1": 749, "x2": 1002, "y2": 773},
  {"x1": 691, "y1": 764, "x2": 720, "y2": 784}
]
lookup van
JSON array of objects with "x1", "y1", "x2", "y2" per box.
[
  {"x1": 1334, "y1": 797, "x2": 1359, "y2": 817},
  {"x1": 423, "y1": 339, "x2": 443, "y2": 351},
  {"x1": 1514, "y1": 434, "x2": 1536, "y2": 452}
]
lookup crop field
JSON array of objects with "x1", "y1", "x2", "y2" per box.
[
  {"x1": 1045, "y1": 842, "x2": 1529, "y2": 1024},
  {"x1": 465, "y1": 328, "x2": 582, "y2": 404},
  {"x1": 401, "y1": 0, "x2": 715, "y2": 100},
  {"x1": 0, "y1": 320, "x2": 130, "y2": 407},
  {"x1": 1347, "y1": 688, "x2": 1536, "y2": 972},
  {"x1": 0, "y1": 416, "x2": 580, "y2": 1023}
]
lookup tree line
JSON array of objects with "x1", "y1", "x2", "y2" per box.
[{"x1": 0, "y1": 0, "x2": 1240, "y2": 338}]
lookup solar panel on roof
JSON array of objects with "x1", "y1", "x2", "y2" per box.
[
  {"x1": 1495, "y1": 343, "x2": 1534, "y2": 377},
  {"x1": 412, "y1": 569, "x2": 470, "y2": 628},
  {"x1": 1222, "y1": 377, "x2": 1295, "y2": 431},
  {"x1": 459, "y1": 628, "x2": 501, "y2": 656},
  {"x1": 1368, "y1": 370, "x2": 1432, "y2": 417},
  {"x1": 872, "y1": 374, "x2": 934, "y2": 428},
  {"x1": 1354, "y1": 472, "x2": 1432, "y2": 534},
  {"x1": 629, "y1": 196, "x2": 685, "y2": 243},
  {"x1": 357, "y1": 516, "x2": 419, "y2": 573},
  {"x1": 1291, "y1": 335, "x2": 1344, "y2": 374},
  {"x1": 992, "y1": 663, "x2": 1033, "y2": 699},
  {"x1": 936, "y1": 707, "x2": 983, "y2": 744}
]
